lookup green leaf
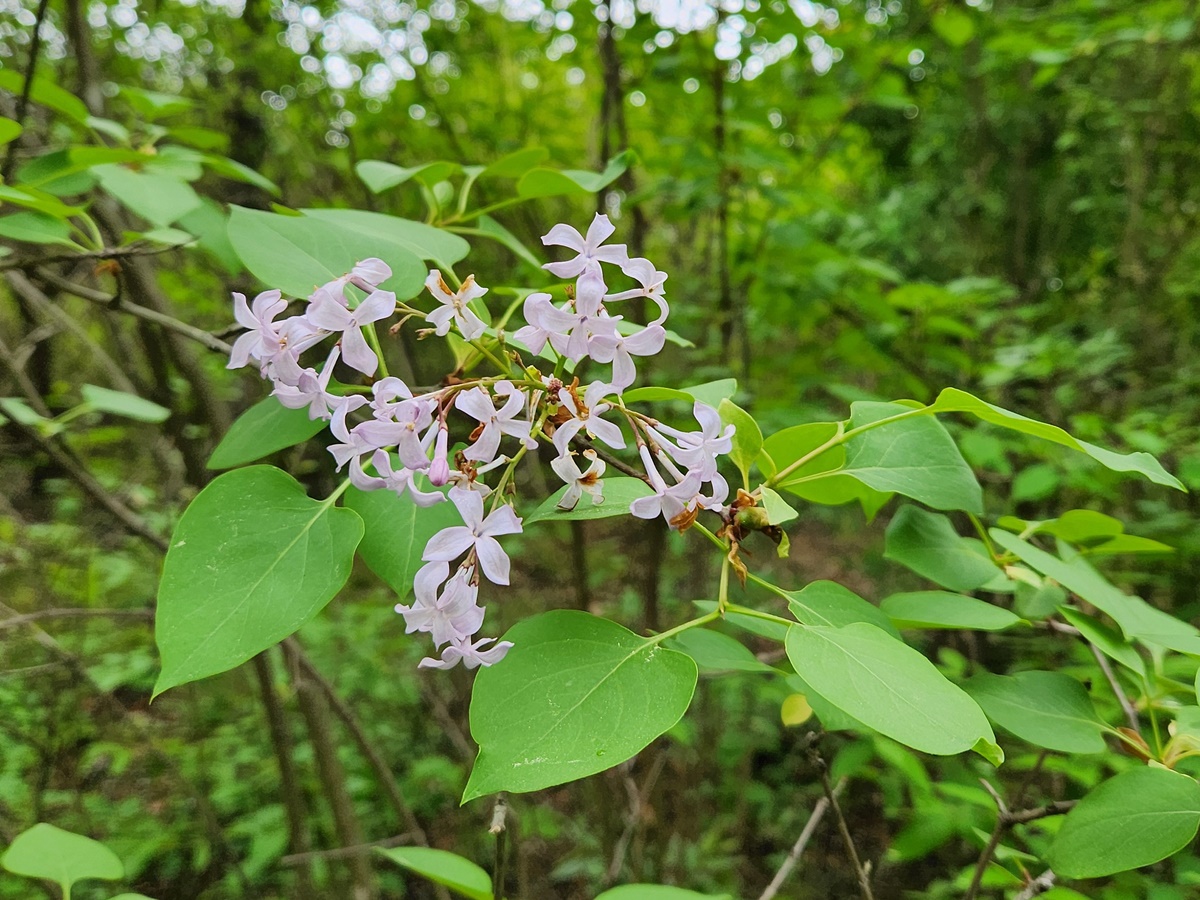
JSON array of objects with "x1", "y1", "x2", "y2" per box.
[
  {"x1": 227, "y1": 206, "x2": 427, "y2": 300},
  {"x1": 1, "y1": 823, "x2": 123, "y2": 895},
  {"x1": 785, "y1": 623, "x2": 998, "y2": 759},
  {"x1": 472, "y1": 214, "x2": 543, "y2": 270},
  {"x1": 718, "y1": 399, "x2": 761, "y2": 485},
  {"x1": 595, "y1": 887, "x2": 733, "y2": 900},
  {"x1": 1059, "y1": 607, "x2": 1145, "y2": 677},
  {"x1": 622, "y1": 379, "x2": 738, "y2": 408},
  {"x1": 885, "y1": 506, "x2": 1003, "y2": 592},
  {"x1": 0, "y1": 211, "x2": 78, "y2": 247},
  {"x1": 1049, "y1": 767, "x2": 1200, "y2": 877},
  {"x1": 92, "y1": 164, "x2": 202, "y2": 227},
  {"x1": 666, "y1": 628, "x2": 774, "y2": 674},
  {"x1": 0, "y1": 117, "x2": 23, "y2": 145},
  {"x1": 759, "y1": 486, "x2": 798, "y2": 525},
  {"x1": 962, "y1": 671, "x2": 1106, "y2": 753},
  {"x1": 927, "y1": 388, "x2": 1184, "y2": 490},
  {"x1": 177, "y1": 198, "x2": 241, "y2": 273},
  {"x1": 692, "y1": 601, "x2": 788, "y2": 641},
  {"x1": 1036, "y1": 510, "x2": 1125, "y2": 545},
  {"x1": 0, "y1": 184, "x2": 85, "y2": 218},
  {"x1": 343, "y1": 477, "x2": 458, "y2": 599},
  {"x1": 524, "y1": 476, "x2": 654, "y2": 525},
  {"x1": 761, "y1": 422, "x2": 839, "y2": 484},
  {"x1": 787, "y1": 580, "x2": 900, "y2": 637},
  {"x1": 832, "y1": 402, "x2": 982, "y2": 513},
  {"x1": 0, "y1": 71, "x2": 89, "y2": 123},
  {"x1": 464, "y1": 610, "x2": 697, "y2": 801},
  {"x1": 118, "y1": 84, "x2": 195, "y2": 119},
  {"x1": 201, "y1": 154, "x2": 279, "y2": 196},
  {"x1": 355, "y1": 160, "x2": 461, "y2": 194},
  {"x1": 375, "y1": 847, "x2": 490, "y2": 900},
  {"x1": 516, "y1": 150, "x2": 634, "y2": 199},
  {"x1": 207, "y1": 398, "x2": 327, "y2": 470},
  {"x1": 153, "y1": 466, "x2": 363, "y2": 696},
  {"x1": 301, "y1": 208, "x2": 469, "y2": 268},
  {"x1": 881, "y1": 591, "x2": 1021, "y2": 631},
  {"x1": 480, "y1": 147, "x2": 549, "y2": 179},
  {"x1": 81, "y1": 384, "x2": 170, "y2": 423}
]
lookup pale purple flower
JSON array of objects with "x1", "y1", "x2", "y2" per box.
[
  {"x1": 512, "y1": 292, "x2": 577, "y2": 355},
  {"x1": 650, "y1": 402, "x2": 735, "y2": 480},
  {"x1": 428, "y1": 426, "x2": 451, "y2": 486},
  {"x1": 455, "y1": 381, "x2": 535, "y2": 463},
  {"x1": 306, "y1": 289, "x2": 397, "y2": 375},
  {"x1": 328, "y1": 400, "x2": 406, "y2": 470},
  {"x1": 372, "y1": 378, "x2": 435, "y2": 471},
  {"x1": 310, "y1": 258, "x2": 392, "y2": 308},
  {"x1": 551, "y1": 449, "x2": 606, "y2": 511},
  {"x1": 550, "y1": 270, "x2": 620, "y2": 362},
  {"x1": 418, "y1": 634, "x2": 513, "y2": 670},
  {"x1": 589, "y1": 324, "x2": 667, "y2": 392},
  {"x1": 552, "y1": 381, "x2": 625, "y2": 455},
  {"x1": 630, "y1": 445, "x2": 703, "y2": 527},
  {"x1": 422, "y1": 487, "x2": 523, "y2": 585},
  {"x1": 425, "y1": 271, "x2": 488, "y2": 341},
  {"x1": 395, "y1": 562, "x2": 485, "y2": 647},
  {"x1": 228, "y1": 290, "x2": 287, "y2": 371},
  {"x1": 542, "y1": 214, "x2": 630, "y2": 278},
  {"x1": 273, "y1": 346, "x2": 340, "y2": 420},
  {"x1": 605, "y1": 257, "x2": 669, "y2": 325},
  {"x1": 353, "y1": 451, "x2": 445, "y2": 505}
]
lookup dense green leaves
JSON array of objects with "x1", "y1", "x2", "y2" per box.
[
  {"x1": 785, "y1": 623, "x2": 998, "y2": 760},
  {"x1": 963, "y1": 671, "x2": 1106, "y2": 753},
  {"x1": 343, "y1": 476, "x2": 457, "y2": 599},
  {"x1": 885, "y1": 506, "x2": 1004, "y2": 591},
  {"x1": 376, "y1": 847, "x2": 491, "y2": 900},
  {"x1": 154, "y1": 467, "x2": 363, "y2": 696},
  {"x1": 464, "y1": 611, "x2": 697, "y2": 801},
  {"x1": 1049, "y1": 768, "x2": 1200, "y2": 877},
  {"x1": 206, "y1": 398, "x2": 327, "y2": 469},
  {"x1": 524, "y1": 476, "x2": 653, "y2": 524},
  {"x1": 1, "y1": 823, "x2": 123, "y2": 895}
]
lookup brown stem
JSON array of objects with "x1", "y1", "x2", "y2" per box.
[
  {"x1": 0, "y1": 243, "x2": 193, "y2": 273},
  {"x1": 809, "y1": 745, "x2": 873, "y2": 900},
  {"x1": 0, "y1": 608, "x2": 152, "y2": 631},
  {"x1": 757, "y1": 778, "x2": 843, "y2": 900},
  {"x1": 284, "y1": 640, "x2": 378, "y2": 900},
  {"x1": 280, "y1": 834, "x2": 414, "y2": 867},
  {"x1": 1088, "y1": 641, "x2": 1141, "y2": 732},
  {"x1": 253, "y1": 653, "x2": 318, "y2": 899},
  {"x1": 1, "y1": 0, "x2": 52, "y2": 180},
  {"x1": 964, "y1": 783, "x2": 1076, "y2": 900}
]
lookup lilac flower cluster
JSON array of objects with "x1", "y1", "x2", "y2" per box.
[{"x1": 227, "y1": 214, "x2": 734, "y2": 670}]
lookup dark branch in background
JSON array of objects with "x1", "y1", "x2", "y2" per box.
[
  {"x1": 0, "y1": 608, "x2": 152, "y2": 631},
  {"x1": 1088, "y1": 639, "x2": 1141, "y2": 732},
  {"x1": 36, "y1": 268, "x2": 234, "y2": 355},
  {"x1": 808, "y1": 739, "x2": 874, "y2": 900},
  {"x1": 279, "y1": 834, "x2": 414, "y2": 867},
  {"x1": 757, "y1": 778, "x2": 843, "y2": 900},
  {"x1": 0, "y1": 243, "x2": 192, "y2": 272},
  {"x1": 0, "y1": 0, "x2": 52, "y2": 180},
  {"x1": 964, "y1": 781, "x2": 1076, "y2": 900},
  {"x1": 605, "y1": 750, "x2": 668, "y2": 885}
]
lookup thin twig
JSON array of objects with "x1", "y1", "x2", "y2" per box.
[
  {"x1": 808, "y1": 743, "x2": 873, "y2": 900},
  {"x1": 1014, "y1": 869, "x2": 1057, "y2": 899},
  {"x1": 36, "y1": 268, "x2": 234, "y2": 355},
  {"x1": 279, "y1": 833, "x2": 414, "y2": 867},
  {"x1": 1088, "y1": 641, "x2": 1141, "y2": 731},
  {"x1": 965, "y1": 782, "x2": 1076, "y2": 900},
  {"x1": 0, "y1": 608, "x2": 152, "y2": 631},
  {"x1": 757, "y1": 778, "x2": 844, "y2": 900},
  {"x1": 1, "y1": 243, "x2": 190, "y2": 272},
  {"x1": 605, "y1": 751, "x2": 669, "y2": 884}
]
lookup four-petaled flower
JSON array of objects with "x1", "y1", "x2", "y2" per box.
[
  {"x1": 418, "y1": 634, "x2": 514, "y2": 670},
  {"x1": 422, "y1": 487, "x2": 523, "y2": 585},
  {"x1": 228, "y1": 290, "x2": 288, "y2": 372},
  {"x1": 455, "y1": 381, "x2": 535, "y2": 463},
  {"x1": 395, "y1": 561, "x2": 484, "y2": 648},
  {"x1": 542, "y1": 213, "x2": 630, "y2": 278},
  {"x1": 551, "y1": 449, "x2": 607, "y2": 511},
  {"x1": 552, "y1": 381, "x2": 625, "y2": 455},
  {"x1": 425, "y1": 270, "x2": 488, "y2": 341},
  {"x1": 306, "y1": 288, "x2": 397, "y2": 375}
]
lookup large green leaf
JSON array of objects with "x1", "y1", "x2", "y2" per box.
[
  {"x1": 666, "y1": 628, "x2": 774, "y2": 674},
  {"x1": 881, "y1": 591, "x2": 1021, "y2": 631},
  {"x1": 0, "y1": 210, "x2": 78, "y2": 247},
  {"x1": 927, "y1": 388, "x2": 1183, "y2": 490},
  {"x1": 718, "y1": 399, "x2": 761, "y2": 485},
  {"x1": 355, "y1": 160, "x2": 461, "y2": 194},
  {"x1": 622, "y1": 379, "x2": 738, "y2": 409},
  {"x1": 962, "y1": 671, "x2": 1106, "y2": 753},
  {"x1": 829, "y1": 402, "x2": 983, "y2": 513},
  {"x1": 300, "y1": 208, "x2": 469, "y2": 267},
  {"x1": 81, "y1": 384, "x2": 170, "y2": 423},
  {"x1": 885, "y1": 506, "x2": 1004, "y2": 592},
  {"x1": 1, "y1": 823, "x2": 123, "y2": 895},
  {"x1": 785, "y1": 622, "x2": 998, "y2": 760},
  {"x1": 516, "y1": 150, "x2": 634, "y2": 199},
  {"x1": 1049, "y1": 767, "x2": 1200, "y2": 877},
  {"x1": 0, "y1": 71, "x2": 89, "y2": 123},
  {"x1": 207, "y1": 398, "x2": 327, "y2": 470},
  {"x1": 464, "y1": 611, "x2": 697, "y2": 801},
  {"x1": 226, "y1": 206, "x2": 427, "y2": 300},
  {"x1": 93, "y1": 164, "x2": 203, "y2": 227},
  {"x1": 787, "y1": 580, "x2": 900, "y2": 637},
  {"x1": 343, "y1": 477, "x2": 458, "y2": 599},
  {"x1": 480, "y1": 147, "x2": 549, "y2": 179},
  {"x1": 154, "y1": 466, "x2": 363, "y2": 696},
  {"x1": 375, "y1": 847, "x2": 490, "y2": 900},
  {"x1": 524, "y1": 476, "x2": 654, "y2": 525}
]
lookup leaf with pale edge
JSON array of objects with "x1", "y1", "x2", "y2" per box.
[
  {"x1": 464, "y1": 611, "x2": 697, "y2": 801},
  {"x1": 154, "y1": 466, "x2": 363, "y2": 696}
]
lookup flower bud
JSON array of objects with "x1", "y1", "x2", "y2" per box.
[{"x1": 429, "y1": 426, "x2": 451, "y2": 486}]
